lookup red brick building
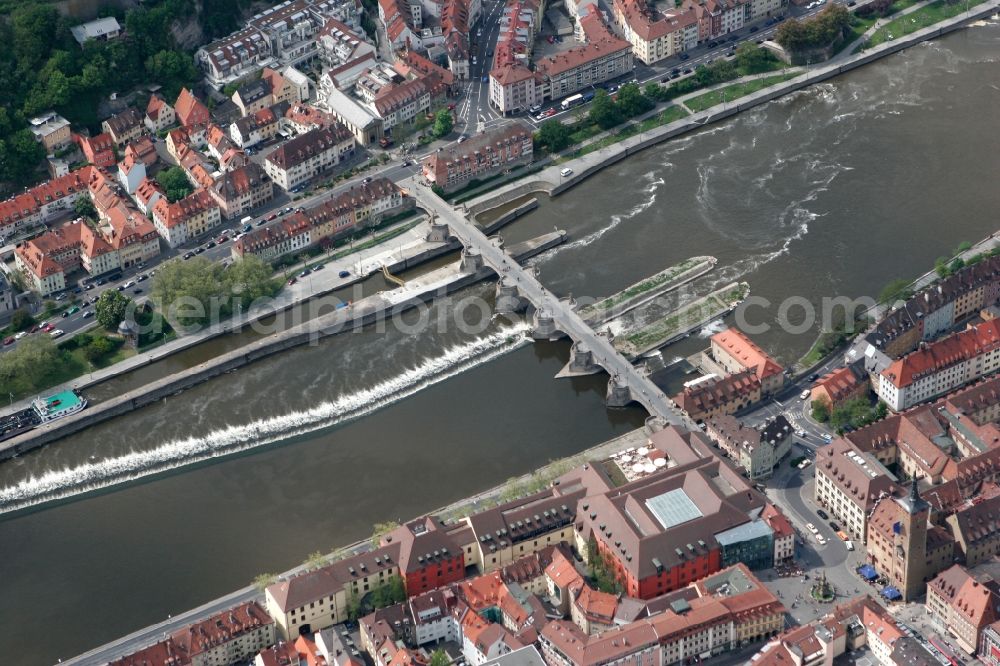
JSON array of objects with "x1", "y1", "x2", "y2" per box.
[{"x1": 381, "y1": 517, "x2": 466, "y2": 596}]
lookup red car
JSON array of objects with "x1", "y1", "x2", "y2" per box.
[
  {"x1": 266, "y1": 213, "x2": 278, "y2": 221},
  {"x1": 42, "y1": 323, "x2": 56, "y2": 332},
  {"x1": 287, "y1": 277, "x2": 298, "y2": 286},
  {"x1": 2, "y1": 336, "x2": 13, "y2": 346}
]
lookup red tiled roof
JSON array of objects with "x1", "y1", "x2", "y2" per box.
[
  {"x1": 175, "y1": 88, "x2": 210, "y2": 127},
  {"x1": 711, "y1": 328, "x2": 784, "y2": 380},
  {"x1": 882, "y1": 319, "x2": 1000, "y2": 388}
]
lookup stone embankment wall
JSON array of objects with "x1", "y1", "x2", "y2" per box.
[{"x1": 0, "y1": 234, "x2": 566, "y2": 459}]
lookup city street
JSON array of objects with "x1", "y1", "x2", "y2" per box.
[{"x1": 1, "y1": 157, "x2": 424, "y2": 355}]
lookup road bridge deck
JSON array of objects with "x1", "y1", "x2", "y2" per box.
[{"x1": 409, "y1": 180, "x2": 690, "y2": 426}]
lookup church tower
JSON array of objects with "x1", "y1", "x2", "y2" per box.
[{"x1": 893, "y1": 477, "x2": 930, "y2": 601}]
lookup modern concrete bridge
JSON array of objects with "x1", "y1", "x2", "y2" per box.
[{"x1": 409, "y1": 180, "x2": 689, "y2": 425}]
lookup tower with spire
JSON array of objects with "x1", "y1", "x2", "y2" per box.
[{"x1": 891, "y1": 476, "x2": 930, "y2": 601}]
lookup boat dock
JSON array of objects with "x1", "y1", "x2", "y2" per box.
[
  {"x1": 612, "y1": 282, "x2": 750, "y2": 359},
  {"x1": 578, "y1": 256, "x2": 717, "y2": 324}
]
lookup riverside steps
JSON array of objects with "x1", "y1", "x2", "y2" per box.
[
  {"x1": 410, "y1": 180, "x2": 692, "y2": 423},
  {"x1": 576, "y1": 256, "x2": 718, "y2": 325},
  {"x1": 0, "y1": 231, "x2": 567, "y2": 462}
]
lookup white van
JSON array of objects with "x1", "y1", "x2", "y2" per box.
[{"x1": 845, "y1": 541, "x2": 855, "y2": 551}]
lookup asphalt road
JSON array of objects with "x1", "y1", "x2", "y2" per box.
[
  {"x1": 456, "y1": 0, "x2": 506, "y2": 134},
  {"x1": 521, "y1": 0, "x2": 867, "y2": 128}
]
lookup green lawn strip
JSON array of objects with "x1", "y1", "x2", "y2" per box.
[
  {"x1": 582, "y1": 257, "x2": 709, "y2": 315},
  {"x1": 866, "y1": 0, "x2": 986, "y2": 47},
  {"x1": 684, "y1": 73, "x2": 800, "y2": 113},
  {"x1": 618, "y1": 283, "x2": 748, "y2": 354},
  {"x1": 557, "y1": 106, "x2": 690, "y2": 163}
]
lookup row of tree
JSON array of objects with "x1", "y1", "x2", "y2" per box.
[
  {"x1": 150, "y1": 256, "x2": 282, "y2": 328},
  {"x1": 0, "y1": 0, "x2": 201, "y2": 187},
  {"x1": 534, "y1": 45, "x2": 778, "y2": 154}
]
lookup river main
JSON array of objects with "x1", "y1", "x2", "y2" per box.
[{"x1": 3, "y1": 23, "x2": 999, "y2": 666}]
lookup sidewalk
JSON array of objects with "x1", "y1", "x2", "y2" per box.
[
  {"x1": 835, "y1": 0, "x2": 938, "y2": 59},
  {"x1": 671, "y1": 68, "x2": 804, "y2": 114}
]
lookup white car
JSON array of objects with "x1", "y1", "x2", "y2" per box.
[
  {"x1": 123, "y1": 280, "x2": 136, "y2": 288},
  {"x1": 560, "y1": 168, "x2": 573, "y2": 177},
  {"x1": 49, "y1": 329, "x2": 65, "y2": 338},
  {"x1": 14, "y1": 331, "x2": 26, "y2": 340},
  {"x1": 806, "y1": 522, "x2": 818, "y2": 533},
  {"x1": 800, "y1": 389, "x2": 811, "y2": 400}
]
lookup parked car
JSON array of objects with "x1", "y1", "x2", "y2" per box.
[
  {"x1": 136, "y1": 274, "x2": 148, "y2": 282},
  {"x1": 313, "y1": 264, "x2": 324, "y2": 271},
  {"x1": 205, "y1": 241, "x2": 215, "y2": 249},
  {"x1": 339, "y1": 270, "x2": 351, "y2": 278},
  {"x1": 299, "y1": 269, "x2": 311, "y2": 278},
  {"x1": 680, "y1": 53, "x2": 690, "y2": 60},
  {"x1": 2, "y1": 336, "x2": 13, "y2": 346},
  {"x1": 242, "y1": 223, "x2": 253, "y2": 233},
  {"x1": 82, "y1": 311, "x2": 94, "y2": 319},
  {"x1": 133, "y1": 288, "x2": 143, "y2": 295},
  {"x1": 49, "y1": 329, "x2": 65, "y2": 338},
  {"x1": 560, "y1": 168, "x2": 573, "y2": 177},
  {"x1": 123, "y1": 281, "x2": 136, "y2": 289},
  {"x1": 216, "y1": 235, "x2": 229, "y2": 244},
  {"x1": 84, "y1": 283, "x2": 96, "y2": 291},
  {"x1": 183, "y1": 251, "x2": 195, "y2": 259},
  {"x1": 14, "y1": 331, "x2": 26, "y2": 340},
  {"x1": 43, "y1": 323, "x2": 56, "y2": 333},
  {"x1": 194, "y1": 247, "x2": 205, "y2": 254},
  {"x1": 829, "y1": 521, "x2": 840, "y2": 532},
  {"x1": 55, "y1": 292, "x2": 69, "y2": 301},
  {"x1": 266, "y1": 213, "x2": 278, "y2": 221},
  {"x1": 816, "y1": 509, "x2": 829, "y2": 520},
  {"x1": 750, "y1": 25, "x2": 758, "y2": 32},
  {"x1": 287, "y1": 277, "x2": 298, "y2": 285}
]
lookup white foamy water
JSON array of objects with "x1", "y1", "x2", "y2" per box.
[
  {"x1": 533, "y1": 173, "x2": 665, "y2": 261},
  {"x1": 0, "y1": 323, "x2": 532, "y2": 513}
]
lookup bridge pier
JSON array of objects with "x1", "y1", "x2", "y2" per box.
[
  {"x1": 644, "y1": 416, "x2": 669, "y2": 434},
  {"x1": 531, "y1": 306, "x2": 565, "y2": 340},
  {"x1": 495, "y1": 277, "x2": 526, "y2": 314},
  {"x1": 460, "y1": 247, "x2": 483, "y2": 272},
  {"x1": 556, "y1": 341, "x2": 601, "y2": 378},
  {"x1": 425, "y1": 221, "x2": 451, "y2": 243},
  {"x1": 606, "y1": 374, "x2": 634, "y2": 408}
]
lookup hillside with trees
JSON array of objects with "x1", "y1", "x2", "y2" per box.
[{"x1": 0, "y1": 0, "x2": 255, "y2": 191}]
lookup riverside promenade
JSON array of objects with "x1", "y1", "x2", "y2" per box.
[
  {"x1": 465, "y1": 0, "x2": 1000, "y2": 217},
  {"x1": 0, "y1": 216, "x2": 438, "y2": 418},
  {"x1": 0, "y1": 232, "x2": 565, "y2": 462}
]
